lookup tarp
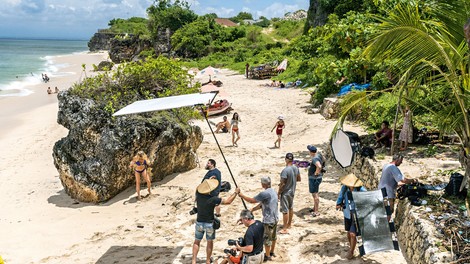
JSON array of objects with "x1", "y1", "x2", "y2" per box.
[
  {"x1": 276, "y1": 59, "x2": 288, "y2": 71},
  {"x1": 353, "y1": 190, "x2": 395, "y2": 254},
  {"x1": 113, "y1": 92, "x2": 217, "y2": 116},
  {"x1": 337, "y1": 83, "x2": 371, "y2": 96}
]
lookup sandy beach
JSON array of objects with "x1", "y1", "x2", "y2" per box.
[{"x1": 0, "y1": 55, "x2": 462, "y2": 263}]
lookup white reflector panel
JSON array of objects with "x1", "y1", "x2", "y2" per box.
[{"x1": 113, "y1": 92, "x2": 217, "y2": 116}]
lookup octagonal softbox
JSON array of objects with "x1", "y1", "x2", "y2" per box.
[{"x1": 331, "y1": 129, "x2": 360, "y2": 168}]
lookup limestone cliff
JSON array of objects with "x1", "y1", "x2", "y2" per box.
[{"x1": 52, "y1": 91, "x2": 203, "y2": 203}]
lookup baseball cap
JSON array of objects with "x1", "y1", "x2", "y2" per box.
[
  {"x1": 285, "y1": 153, "x2": 294, "y2": 160},
  {"x1": 307, "y1": 145, "x2": 317, "y2": 152}
]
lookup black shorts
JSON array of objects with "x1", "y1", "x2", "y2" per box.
[
  {"x1": 344, "y1": 217, "x2": 357, "y2": 233},
  {"x1": 222, "y1": 127, "x2": 228, "y2": 133}
]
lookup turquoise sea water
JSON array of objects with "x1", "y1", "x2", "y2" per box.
[{"x1": 0, "y1": 39, "x2": 88, "y2": 97}]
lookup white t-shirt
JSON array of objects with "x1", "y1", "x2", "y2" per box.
[{"x1": 378, "y1": 163, "x2": 404, "y2": 198}]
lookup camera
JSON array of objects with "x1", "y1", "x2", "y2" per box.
[
  {"x1": 189, "y1": 207, "x2": 198, "y2": 215},
  {"x1": 227, "y1": 237, "x2": 244, "y2": 246},
  {"x1": 223, "y1": 248, "x2": 237, "y2": 257}
]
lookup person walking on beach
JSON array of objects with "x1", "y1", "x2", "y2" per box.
[
  {"x1": 271, "y1": 116, "x2": 285, "y2": 148},
  {"x1": 336, "y1": 173, "x2": 367, "y2": 259},
  {"x1": 378, "y1": 154, "x2": 417, "y2": 218},
  {"x1": 399, "y1": 106, "x2": 413, "y2": 151},
  {"x1": 278, "y1": 153, "x2": 300, "y2": 234},
  {"x1": 129, "y1": 151, "x2": 152, "y2": 200},
  {"x1": 238, "y1": 176, "x2": 279, "y2": 261},
  {"x1": 192, "y1": 179, "x2": 239, "y2": 264},
  {"x1": 231, "y1": 112, "x2": 241, "y2": 147},
  {"x1": 307, "y1": 145, "x2": 324, "y2": 217}
]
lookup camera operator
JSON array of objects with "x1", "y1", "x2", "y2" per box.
[
  {"x1": 235, "y1": 209, "x2": 264, "y2": 264},
  {"x1": 192, "y1": 179, "x2": 240, "y2": 264}
]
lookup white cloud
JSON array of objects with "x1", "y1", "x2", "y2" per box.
[
  {"x1": 204, "y1": 7, "x2": 235, "y2": 18},
  {"x1": 258, "y1": 3, "x2": 301, "y2": 19}
]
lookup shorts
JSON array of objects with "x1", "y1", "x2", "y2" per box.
[
  {"x1": 242, "y1": 252, "x2": 263, "y2": 264},
  {"x1": 263, "y1": 222, "x2": 278, "y2": 246},
  {"x1": 344, "y1": 217, "x2": 357, "y2": 233},
  {"x1": 222, "y1": 127, "x2": 228, "y2": 133},
  {"x1": 280, "y1": 193, "x2": 294, "y2": 213},
  {"x1": 308, "y1": 177, "x2": 322, "y2": 193},
  {"x1": 195, "y1": 221, "x2": 215, "y2": 241}
]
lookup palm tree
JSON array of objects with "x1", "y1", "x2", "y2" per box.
[{"x1": 335, "y1": 1, "x2": 470, "y2": 207}]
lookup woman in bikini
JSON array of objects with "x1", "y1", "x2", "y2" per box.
[
  {"x1": 129, "y1": 151, "x2": 152, "y2": 200},
  {"x1": 271, "y1": 115, "x2": 285, "y2": 148},
  {"x1": 231, "y1": 112, "x2": 241, "y2": 147}
]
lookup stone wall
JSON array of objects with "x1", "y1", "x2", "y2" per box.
[
  {"x1": 325, "y1": 145, "x2": 452, "y2": 263},
  {"x1": 396, "y1": 202, "x2": 452, "y2": 263}
]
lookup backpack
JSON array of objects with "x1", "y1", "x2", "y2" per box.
[{"x1": 444, "y1": 173, "x2": 466, "y2": 198}]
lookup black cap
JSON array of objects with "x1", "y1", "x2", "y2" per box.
[{"x1": 285, "y1": 153, "x2": 294, "y2": 160}]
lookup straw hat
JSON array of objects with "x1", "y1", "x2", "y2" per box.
[
  {"x1": 340, "y1": 173, "x2": 364, "y2": 187},
  {"x1": 197, "y1": 179, "x2": 219, "y2": 194}
]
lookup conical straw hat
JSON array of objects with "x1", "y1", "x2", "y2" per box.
[
  {"x1": 339, "y1": 173, "x2": 363, "y2": 187},
  {"x1": 197, "y1": 179, "x2": 219, "y2": 194}
]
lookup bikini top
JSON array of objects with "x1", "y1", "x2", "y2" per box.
[
  {"x1": 231, "y1": 119, "x2": 240, "y2": 126},
  {"x1": 135, "y1": 160, "x2": 147, "y2": 166}
]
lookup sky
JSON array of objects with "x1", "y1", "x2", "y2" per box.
[{"x1": 0, "y1": 0, "x2": 308, "y2": 40}]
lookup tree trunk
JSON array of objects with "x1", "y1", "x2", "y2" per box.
[{"x1": 464, "y1": 19, "x2": 470, "y2": 48}]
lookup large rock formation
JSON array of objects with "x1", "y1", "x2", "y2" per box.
[
  {"x1": 304, "y1": 0, "x2": 329, "y2": 33},
  {"x1": 52, "y1": 91, "x2": 203, "y2": 203},
  {"x1": 109, "y1": 35, "x2": 153, "y2": 63},
  {"x1": 88, "y1": 28, "x2": 172, "y2": 63}
]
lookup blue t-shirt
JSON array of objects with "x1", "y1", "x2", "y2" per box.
[
  {"x1": 336, "y1": 185, "x2": 367, "y2": 219},
  {"x1": 308, "y1": 153, "x2": 323, "y2": 178},
  {"x1": 254, "y1": 188, "x2": 279, "y2": 224},
  {"x1": 203, "y1": 168, "x2": 222, "y2": 196}
]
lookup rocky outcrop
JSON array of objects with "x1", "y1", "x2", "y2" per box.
[
  {"x1": 304, "y1": 0, "x2": 329, "y2": 33},
  {"x1": 283, "y1": 10, "x2": 308, "y2": 21},
  {"x1": 88, "y1": 32, "x2": 123, "y2": 51},
  {"x1": 109, "y1": 35, "x2": 153, "y2": 63},
  {"x1": 52, "y1": 91, "x2": 203, "y2": 203},
  {"x1": 320, "y1": 97, "x2": 340, "y2": 119}
]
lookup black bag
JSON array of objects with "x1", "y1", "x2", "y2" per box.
[
  {"x1": 397, "y1": 183, "x2": 427, "y2": 200},
  {"x1": 319, "y1": 153, "x2": 327, "y2": 173},
  {"x1": 360, "y1": 147, "x2": 375, "y2": 159},
  {"x1": 220, "y1": 181, "x2": 231, "y2": 193},
  {"x1": 445, "y1": 173, "x2": 466, "y2": 198},
  {"x1": 213, "y1": 217, "x2": 221, "y2": 230}
]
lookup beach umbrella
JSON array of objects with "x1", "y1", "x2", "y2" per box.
[
  {"x1": 196, "y1": 66, "x2": 221, "y2": 78},
  {"x1": 113, "y1": 92, "x2": 247, "y2": 209},
  {"x1": 200, "y1": 83, "x2": 228, "y2": 97},
  {"x1": 331, "y1": 129, "x2": 360, "y2": 168}
]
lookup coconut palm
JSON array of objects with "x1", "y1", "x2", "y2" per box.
[{"x1": 335, "y1": 1, "x2": 470, "y2": 205}]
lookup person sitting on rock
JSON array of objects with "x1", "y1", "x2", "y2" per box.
[{"x1": 215, "y1": 116, "x2": 231, "y2": 133}]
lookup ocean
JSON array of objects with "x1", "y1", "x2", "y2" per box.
[{"x1": 0, "y1": 39, "x2": 89, "y2": 97}]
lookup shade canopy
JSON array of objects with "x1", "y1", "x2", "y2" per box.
[
  {"x1": 200, "y1": 83, "x2": 228, "y2": 97},
  {"x1": 113, "y1": 92, "x2": 217, "y2": 116},
  {"x1": 331, "y1": 129, "x2": 360, "y2": 168}
]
